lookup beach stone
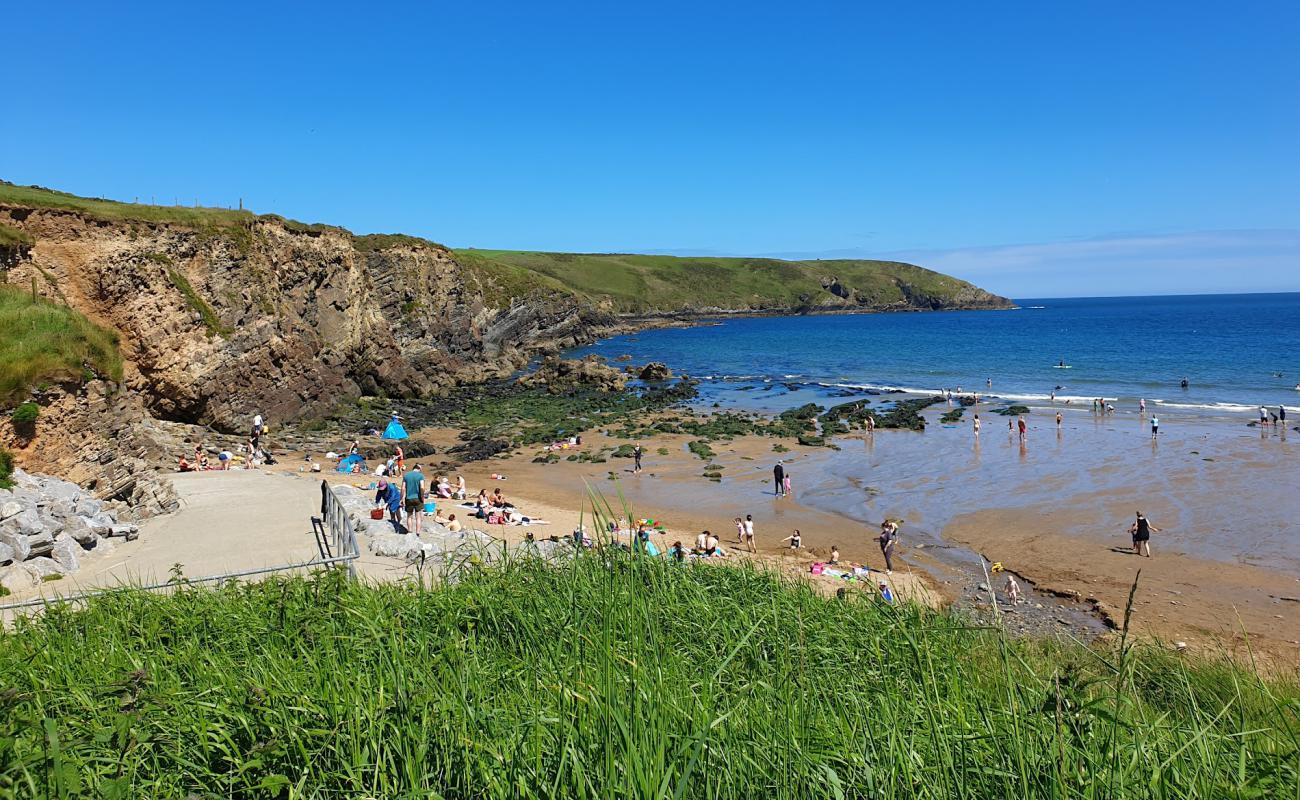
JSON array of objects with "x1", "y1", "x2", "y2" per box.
[
  {"x1": 20, "y1": 557, "x2": 63, "y2": 580},
  {"x1": 3, "y1": 509, "x2": 43, "y2": 537},
  {"x1": 369, "y1": 532, "x2": 422, "y2": 559},
  {"x1": 0, "y1": 565, "x2": 37, "y2": 593},
  {"x1": 50, "y1": 538, "x2": 81, "y2": 573},
  {"x1": 62, "y1": 515, "x2": 98, "y2": 546},
  {"x1": 25, "y1": 528, "x2": 56, "y2": 554},
  {"x1": 74, "y1": 497, "x2": 104, "y2": 517},
  {"x1": 0, "y1": 541, "x2": 14, "y2": 565},
  {"x1": 0, "y1": 531, "x2": 31, "y2": 562},
  {"x1": 0, "y1": 501, "x2": 23, "y2": 521},
  {"x1": 39, "y1": 478, "x2": 82, "y2": 502},
  {"x1": 83, "y1": 512, "x2": 116, "y2": 535},
  {"x1": 109, "y1": 524, "x2": 140, "y2": 540}
]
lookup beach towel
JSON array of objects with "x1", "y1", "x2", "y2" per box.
[{"x1": 383, "y1": 416, "x2": 409, "y2": 440}]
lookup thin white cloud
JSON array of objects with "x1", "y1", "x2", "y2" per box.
[{"x1": 765, "y1": 230, "x2": 1300, "y2": 298}]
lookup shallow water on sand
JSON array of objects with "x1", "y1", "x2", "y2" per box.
[{"x1": 778, "y1": 405, "x2": 1299, "y2": 573}]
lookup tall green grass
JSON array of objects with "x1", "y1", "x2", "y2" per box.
[
  {"x1": 0, "y1": 285, "x2": 122, "y2": 405},
  {"x1": 0, "y1": 556, "x2": 1294, "y2": 798}
]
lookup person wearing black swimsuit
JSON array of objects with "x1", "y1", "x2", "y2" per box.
[{"x1": 1128, "y1": 511, "x2": 1160, "y2": 558}]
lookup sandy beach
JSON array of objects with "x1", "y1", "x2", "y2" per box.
[{"x1": 378, "y1": 399, "x2": 1300, "y2": 663}]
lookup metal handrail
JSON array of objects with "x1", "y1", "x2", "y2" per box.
[{"x1": 0, "y1": 480, "x2": 361, "y2": 612}]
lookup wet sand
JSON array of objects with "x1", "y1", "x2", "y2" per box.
[{"x1": 392, "y1": 401, "x2": 1299, "y2": 663}]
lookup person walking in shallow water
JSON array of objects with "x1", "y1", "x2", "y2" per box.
[
  {"x1": 773, "y1": 461, "x2": 785, "y2": 496},
  {"x1": 1128, "y1": 511, "x2": 1160, "y2": 557},
  {"x1": 1150, "y1": 415, "x2": 1160, "y2": 440}
]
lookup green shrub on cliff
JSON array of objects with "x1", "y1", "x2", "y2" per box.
[
  {"x1": 0, "y1": 286, "x2": 122, "y2": 405},
  {"x1": 0, "y1": 448, "x2": 13, "y2": 489}
]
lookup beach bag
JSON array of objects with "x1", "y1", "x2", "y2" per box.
[
  {"x1": 370, "y1": 508, "x2": 384, "y2": 520},
  {"x1": 810, "y1": 563, "x2": 825, "y2": 575},
  {"x1": 424, "y1": 501, "x2": 436, "y2": 514},
  {"x1": 488, "y1": 511, "x2": 503, "y2": 525}
]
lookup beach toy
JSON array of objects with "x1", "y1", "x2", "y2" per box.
[
  {"x1": 990, "y1": 562, "x2": 1004, "y2": 573},
  {"x1": 424, "y1": 501, "x2": 436, "y2": 514},
  {"x1": 810, "y1": 563, "x2": 825, "y2": 575}
]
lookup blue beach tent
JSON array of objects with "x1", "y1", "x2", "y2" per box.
[
  {"x1": 383, "y1": 413, "x2": 409, "y2": 441},
  {"x1": 336, "y1": 453, "x2": 365, "y2": 473}
]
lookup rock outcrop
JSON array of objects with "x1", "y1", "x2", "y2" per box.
[
  {"x1": 0, "y1": 206, "x2": 619, "y2": 434},
  {"x1": 522, "y1": 356, "x2": 628, "y2": 394}
]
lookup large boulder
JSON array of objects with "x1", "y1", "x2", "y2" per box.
[
  {"x1": 0, "y1": 565, "x2": 38, "y2": 593},
  {"x1": 638, "y1": 362, "x2": 673, "y2": 381},
  {"x1": 25, "y1": 530, "x2": 55, "y2": 557},
  {"x1": 0, "y1": 541, "x2": 14, "y2": 565},
  {"x1": 19, "y1": 556, "x2": 63, "y2": 580},
  {"x1": 0, "y1": 531, "x2": 31, "y2": 562},
  {"x1": 50, "y1": 537, "x2": 81, "y2": 574},
  {"x1": 2, "y1": 509, "x2": 44, "y2": 537},
  {"x1": 369, "y1": 532, "x2": 427, "y2": 560},
  {"x1": 523, "y1": 356, "x2": 628, "y2": 394},
  {"x1": 0, "y1": 500, "x2": 23, "y2": 521},
  {"x1": 61, "y1": 515, "x2": 98, "y2": 546}
]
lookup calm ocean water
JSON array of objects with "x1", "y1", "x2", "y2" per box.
[{"x1": 573, "y1": 293, "x2": 1300, "y2": 416}]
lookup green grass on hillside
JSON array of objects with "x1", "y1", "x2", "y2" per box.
[
  {"x1": 0, "y1": 182, "x2": 257, "y2": 229},
  {"x1": 0, "y1": 222, "x2": 34, "y2": 249},
  {"x1": 455, "y1": 249, "x2": 995, "y2": 314},
  {"x1": 0, "y1": 558, "x2": 1294, "y2": 797},
  {"x1": 0, "y1": 285, "x2": 122, "y2": 405}
]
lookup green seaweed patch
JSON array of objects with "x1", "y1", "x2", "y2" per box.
[
  {"x1": 687, "y1": 440, "x2": 716, "y2": 460},
  {"x1": 940, "y1": 408, "x2": 965, "y2": 424},
  {"x1": 993, "y1": 405, "x2": 1031, "y2": 417},
  {"x1": 772, "y1": 443, "x2": 789, "y2": 453}
]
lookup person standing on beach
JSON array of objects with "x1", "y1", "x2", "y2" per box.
[
  {"x1": 743, "y1": 515, "x2": 756, "y2": 552},
  {"x1": 1281, "y1": 406, "x2": 1288, "y2": 425},
  {"x1": 773, "y1": 461, "x2": 785, "y2": 496},
  {"x1": 1055, "y1": 411, "x2": 1063, "y2": 429},
  {"x1": 866, "y1": 413, "x2": 876, "y2": 433},
  {"x1": 402, "y1": 464, "x2": 425, "y2": 534},
  {"x1": 782, "y1": 471, "x2": 792, "y2": 497},
  {"x1": 878, "y1": 520, "x2": 898, "y2": 574},
  {"x1": 633, "y1": 443, "x2": 643, "y2": 474},
  {"x1": 1017, "y1": 417, "x2": 1027, "y2": 442},
  {"x1": 1150, "y1": 415, "x2": 1160, "y2": 439},
  {"x1": 1128, "y1": 511, "x2": 1160, "y2": 557},
  {"x1": 734, "y1": 516, "x2": 745, "y2": 544},
  {"x1": 1139, "y1": 398, "x2": 1147, "y2": 414},
  {"x1": 973, "y1": 414, "x2": 981, "y2": 436}
]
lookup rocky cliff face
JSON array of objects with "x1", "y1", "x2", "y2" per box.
[{"x1": 1, "y1": 207, "x2": 617, "y2": 433}]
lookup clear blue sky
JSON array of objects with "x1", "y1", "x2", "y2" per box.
[{"x1": 4, "y1": 1, "x2": 1298, "y2": 297}]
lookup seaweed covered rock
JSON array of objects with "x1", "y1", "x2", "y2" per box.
[
  {"x1": 523, "y1": 356, "x2": 628, "y2": 394},
  {"x1": 638, "y1": 362, "x2": 673, "y2": 381}
]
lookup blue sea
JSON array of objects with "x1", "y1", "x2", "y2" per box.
[{"x1": 573, "y1": 293, "x2": 1300, "y2": 416}]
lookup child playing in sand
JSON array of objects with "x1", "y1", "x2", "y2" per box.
[
  {"x1": 829, "y1": 545, "x2": 840, "y2": 565},
  {"x1": 781, "y1": 529, "x2": 802, "y2": 549}
]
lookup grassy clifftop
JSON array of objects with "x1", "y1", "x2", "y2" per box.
[
  {"x1": 457, "y1": 249, "x2": 1012, "y2": 314},
  {"x1": 2, "y1": 181, "x2": 1010, "y2": 316}
]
